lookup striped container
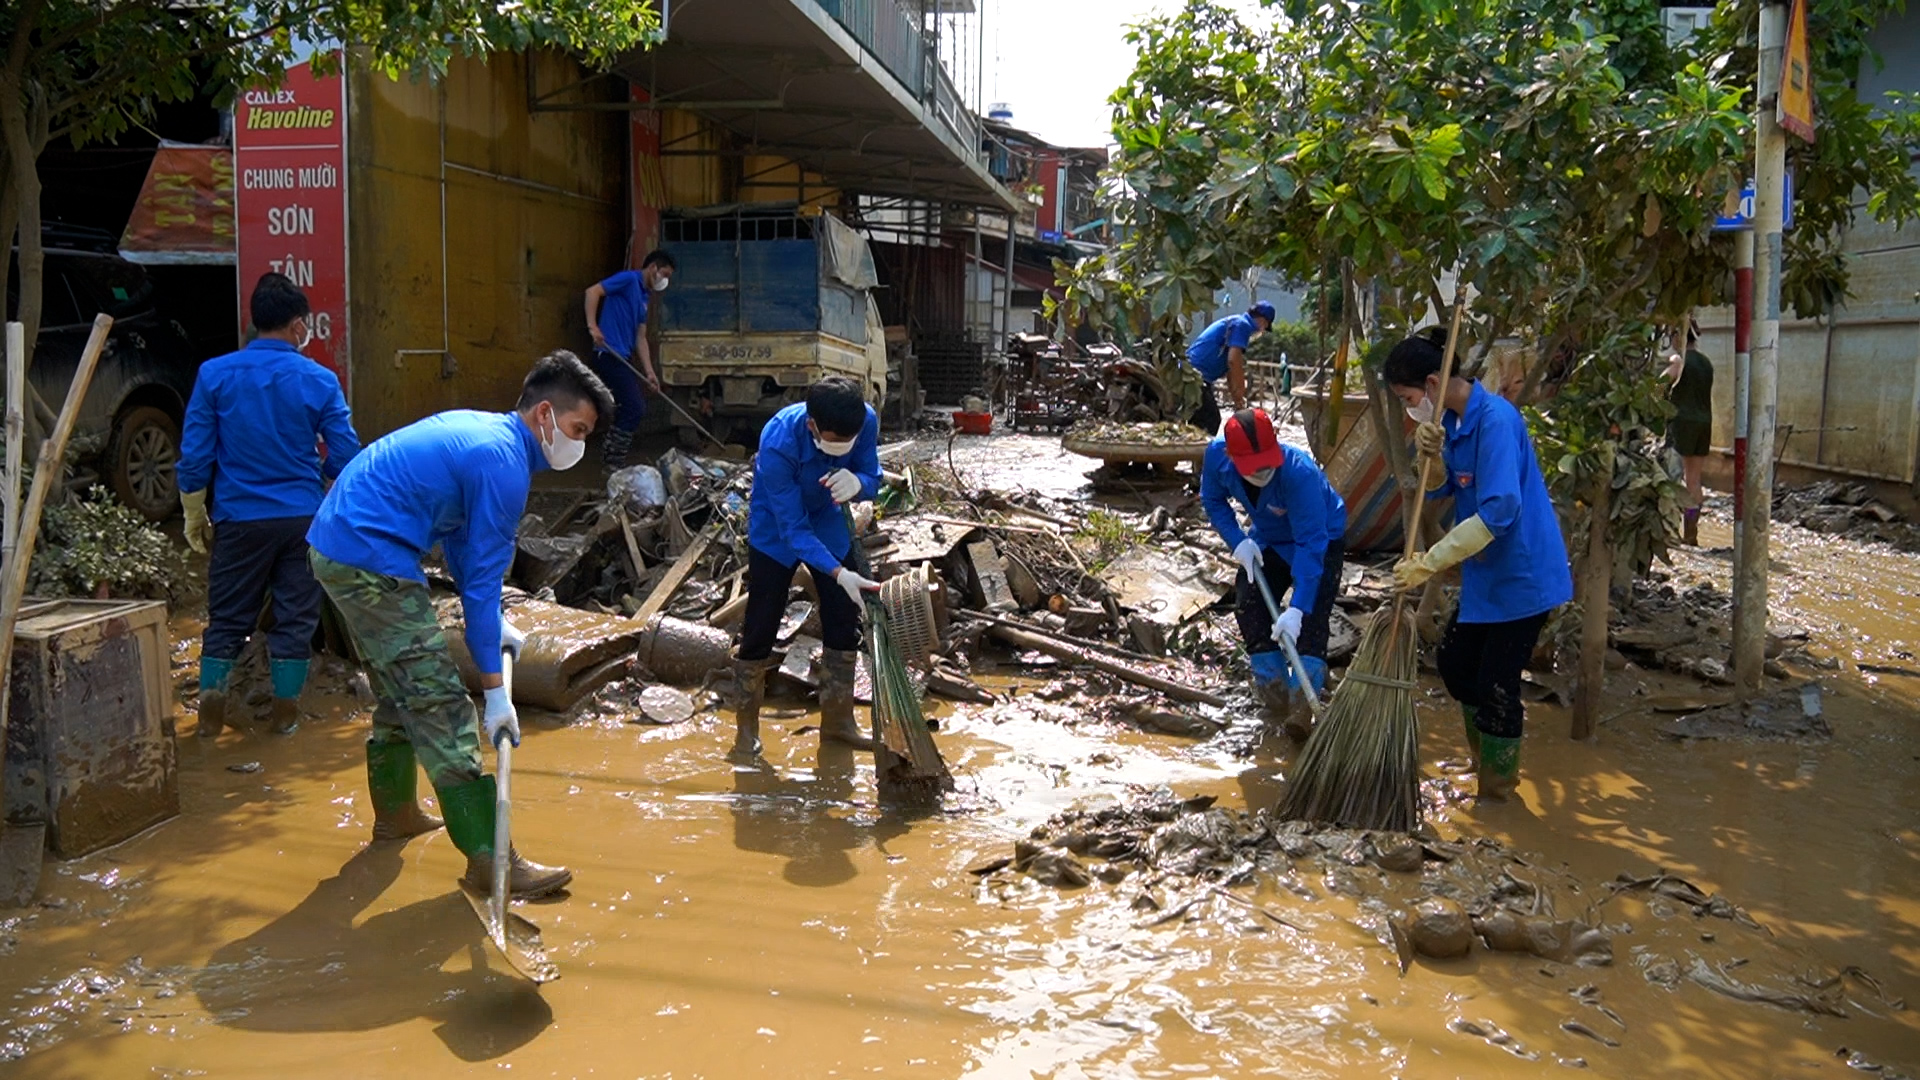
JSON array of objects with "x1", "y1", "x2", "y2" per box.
[{"x1": 1291, "y1": 387, "x2": 1451, "y2": 553}]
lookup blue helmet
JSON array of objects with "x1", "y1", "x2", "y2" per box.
[{"x1": 1249, "y1": 300, "x2": 1276, "y2": 324}]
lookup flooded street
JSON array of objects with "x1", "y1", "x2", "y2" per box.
[{"x1": 5, "y1": 432, "x2": 1920, "y2": 1078}]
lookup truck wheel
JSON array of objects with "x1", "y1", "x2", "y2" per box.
[{"x1": 107, "y1": 405, "x2": 181, "y2": 522}]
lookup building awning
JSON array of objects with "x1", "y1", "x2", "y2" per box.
[
  {"x1": 118, "y1": 142, "x2": 236, "y2": 266},
  {"x1": 609, "y1": 0, "x2": 1018, "y2": 211}
]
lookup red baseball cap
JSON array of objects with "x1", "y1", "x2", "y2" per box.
[{"x1": 1223, "y1": 408, "x2": 1283, "y2": 476}]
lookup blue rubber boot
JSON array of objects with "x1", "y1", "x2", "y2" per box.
[
  {"x1": 1282, "y1": 654, "x2": 1330, "y2": 742},
  {"x1": 269, "y1": 658, "x2": 309, "y2": 735},
  {"x1": 198, "y1": 656, "x2": 234, "y2": 739},
  {"x1": 1250, "y1": 649, "x2": 1292, "y2": 713}
]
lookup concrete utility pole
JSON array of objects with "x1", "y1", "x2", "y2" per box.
[
  {"x1": 1730, "y1": 229, "x2": 1753, "y2": 621},
  {"x1": 1734, "y1": 0, "x2": 1789, "y2": 692}
]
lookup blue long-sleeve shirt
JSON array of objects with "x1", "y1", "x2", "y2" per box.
[
  {"x1": 595, "y1": 269, "x2": 651, "y2": 361},
  {"x1": 177, "y1": 338, "x2": 359, "y2": 522},
  {"x1": 1186, "y1": 313, "x2": 1257, "y2": 382},
  {"x1": 307, "y1": 410, "x2": 545, "y2": 676},
  {"x1": 746, "y1": 402, "x2": 881, "y2": 573},
  {"x1": 1201, "y1": 439, "x2": 1346, "y2": 613},
  {"x1": 1427, "y1": 381, "x2": 1573, "y2": 623}
]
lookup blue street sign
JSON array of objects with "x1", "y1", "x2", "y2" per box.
[{"x1": 1713, "y1": 172, "x2": 1795, "y2": 231}]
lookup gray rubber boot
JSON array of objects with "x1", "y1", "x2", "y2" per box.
[
  {"x1": 727, "y1": 651, "x2": 775, "y2": 763},
  {"x1": 818, "y1": 648, "x2": 876, "y2": 751}
]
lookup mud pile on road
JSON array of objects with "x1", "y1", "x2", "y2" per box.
[{"x1": 971, "y1": 790, "x2": 1909, "y2": 1035}]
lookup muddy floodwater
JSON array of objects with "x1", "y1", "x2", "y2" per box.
[{"x1": 5, "y1": 434, "x2": 1920, "y2": 1078}]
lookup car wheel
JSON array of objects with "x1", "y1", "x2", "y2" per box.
[{"x1": 107, "y1": 405, "x2": 181, "y2": 522}]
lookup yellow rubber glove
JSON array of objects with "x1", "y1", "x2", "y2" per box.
[
  {"x1": 1393, "y1": 514, "x2": 1495, "y2": 590},
  {"x1": 181, "y1": 489, "x2": 214, "y2": 555}
]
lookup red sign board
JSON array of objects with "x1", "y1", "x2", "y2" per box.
[
  {"x1": 631, "y1": 86, "x2": 664, "y2": 259},
  {"x1": 119, "y1": 142, "x2": 235, "y2": 264},
  {"x1": 234, "y1": 54, "x2": 350, "y2": 390}
]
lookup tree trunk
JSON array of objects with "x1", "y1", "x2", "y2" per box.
[
  {"x1": 1571, "y1": 470, "x2": 1613, "y2": 740},
  {"x1": 0, "y1": 41, "x2": 48, "y2": 394}
]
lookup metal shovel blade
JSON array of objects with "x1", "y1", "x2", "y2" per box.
[
  {"x1": 460, "y1": 879, "x2": 560, "y2": 984},
  {"x1": 0, "y1": 822, "x2": 45, "y2": 907}
]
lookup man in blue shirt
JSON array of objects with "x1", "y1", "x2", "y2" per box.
[
  {"x1": 1385, "y1": 329, "x2": 1573, "y2": 802},
  {"x1": 1185, "y1": 300, "x2": 1275, "y2": 434},
  {"x1": 583, "y1": 249, "x2": 675, "y2": 471},
  {"x1": 728, "y1": 376, "x2": 882, "y2": 763},
  {"x1": 1200, "y1": 407, "x2": 1346, "y2": 739},
  {"x1": 308, "y1": 351, "x2": 613, "y2": 898},
  {"x1": 178, "y1": 272, "x2": 360, "y2": 738}
]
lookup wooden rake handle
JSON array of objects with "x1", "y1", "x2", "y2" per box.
[{"x1": 1404, "y1": 293, "x2": 1468, "y2": 563}]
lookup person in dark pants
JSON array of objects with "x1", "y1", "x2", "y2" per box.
[
  {"x1": 1185, "y1": 301, "x2": 1275, "y2": 434},
  {"x1": 1200, "y1": 407, "x2": 1347, "y2": 740},
  {"x1": 583, "y1": 249, "x2": 675, "y2": 470},
  {"x1": 1386, "y1": 329, "x2": 1572, "y2": 802},
  {"x1": 1664, "y1": 321, "x2": 1714, "y2": 545},
  {"x1": 178, "y1": 272, "x2": 361, "y2": 738},
  {"x1": 728, "y1": 376, "x2": 883, "y2": 763}
]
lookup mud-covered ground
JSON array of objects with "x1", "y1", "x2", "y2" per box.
[{"x1": 3, "y1": 432, "x2": 1919, "y2": 1078}]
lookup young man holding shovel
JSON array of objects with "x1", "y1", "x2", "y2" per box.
[
  {"x1": 1385, "y1": 330, "x2": 1571, "y2": 802},
  {"x1": 727, "y1": 376, "x2": 882, "y2": 763},
  {"x1": 1200, "y1": 407, "x2": 1346, "y2": 740},
  {"x1": 307, "y1": 351, "x2": 613, "y2": 897},
  {"x1": 180, "y1": 272, "x2": 360, "y2": 738}
]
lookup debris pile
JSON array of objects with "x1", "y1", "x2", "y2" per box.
[{"x1": 1773, "y1": 481, "x2": 1920, "y2": 553}]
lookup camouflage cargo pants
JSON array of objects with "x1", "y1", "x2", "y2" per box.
[{"x1": 310, "y1": 551, "x2": 483, "y2": 789}]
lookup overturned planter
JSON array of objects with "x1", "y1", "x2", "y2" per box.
[{"x1": 441, "y1": 598, "x2": 647, "y2": 712}]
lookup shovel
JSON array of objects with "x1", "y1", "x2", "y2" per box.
[
  {"x1": 0, "y1": 315, "x2": 111, "y2": 907},
  {"x1": 458, "y1": 650, "x2": 559, "y2": 983},
  {"x1": 1250, "y1": 559, "x2": 1324, "y2": 723}
]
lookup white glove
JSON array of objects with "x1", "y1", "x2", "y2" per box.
[
  {"x1": 1273, "y1": 607, "x2": 1305, "y2": 645},
  {"x1": 823, "y1": 468, "x2": 862, "y2": 504},
  {"x1": 834, "y1": 566, "x2": 881, "y2": 606},
  {"x1": 500, "y1": 617, "x2": 527, "y2": 661},
  {"x1": 483, "y1": 685, "x2": 520, "y2": 748},
  {"x1": 1232, "y1": 538, "x2": 1263, "y2": 578}
]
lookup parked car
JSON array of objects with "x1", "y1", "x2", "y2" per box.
[{"x1": 7, "y1": 225, "x2": 203, "y2": 521}]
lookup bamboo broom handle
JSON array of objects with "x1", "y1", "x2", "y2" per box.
[{"x1": 1403, "y1": 292, "x2": 1468, "y2": 562}]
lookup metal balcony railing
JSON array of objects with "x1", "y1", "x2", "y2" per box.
[{"x1": 809, "y1": 0, "x2": 985, "y2": 163}]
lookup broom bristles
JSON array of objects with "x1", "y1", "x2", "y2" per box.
[
  {"x1": 1278, "y1": 603, "x2": 1421, "y2": 832},
  {"x1": 867, "y1": 599, "x2": 955, "y2": 799}
]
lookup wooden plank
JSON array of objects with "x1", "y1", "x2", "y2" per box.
[{"x1": 630, "y1": 523, "x2": 717, "y2": 628}]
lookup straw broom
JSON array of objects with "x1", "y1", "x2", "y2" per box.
[
  {"x1": 1279, "y1": 296, "x2": 1466, "y2": 832},
  {"x1": 843, "y1": 508, "x2": 954, "y2": 802}
]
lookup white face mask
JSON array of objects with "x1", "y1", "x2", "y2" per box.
[
  {"x1": 295, "y1": 318, "x2": 314, "y2": 350},
  {"x1": 651, "y1": 274, "x2": 670, "y2": 293},
  {"x1": 814, "y1": 435, "x2": 856, "y2": 457},
  {"x1": 1245, "y1": 467, "x2": 1276, "y2": 487},
  {"x1": 539, "y1": 408, "x2": 586, "y2": 471},
  {"x1": 1405, "y1": 396, "x2": 1435, "y2": 425}
]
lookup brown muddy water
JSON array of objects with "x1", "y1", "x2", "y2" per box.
[{"x1": 5, "y1": 440, "x2": 1920, "y2": 1078}]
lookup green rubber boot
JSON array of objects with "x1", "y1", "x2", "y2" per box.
[
  {"x1": 437, "y1": 776, "x2": 572, "y2": 899},
  {"x1": 366, "y1": 740, "x2": 443, "y2": 841},
  {"x1": 1477, "y1": 734, "x2": 1521, "y2": 803},
  {"x1": 1461, "y1": 704, "x2": 1481, "y2": 758},
  {"x1": 197, "y1": 656, "x2": 234, "y2": 739}
]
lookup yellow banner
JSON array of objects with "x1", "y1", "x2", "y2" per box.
[{"x1": 1781, "y1": 0, "x2": 1816, "y2": 142}]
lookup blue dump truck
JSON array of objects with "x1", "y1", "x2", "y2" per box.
[{"x1": 657, "y1": 209, "x2": 886, "y2": 445}]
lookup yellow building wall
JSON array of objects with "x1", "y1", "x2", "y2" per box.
[{"x1": 347, "y1": 49, "x2": 626, "y2": 438}]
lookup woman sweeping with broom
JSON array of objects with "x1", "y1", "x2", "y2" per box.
[{"x1": 1384, "y1": 329, "x2": 1572, "y2": 802}]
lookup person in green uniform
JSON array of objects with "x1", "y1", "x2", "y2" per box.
[{"x1": 1664, "y1": 323, "x2": 1714, "y2": 546}]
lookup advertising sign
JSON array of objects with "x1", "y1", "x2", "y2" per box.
[
  {"x1": 234, "y1": 54, "x2": 350, "y2": 390},
  {"x1": 118, "y1": 142, "x2": 236, "y2": 264}
]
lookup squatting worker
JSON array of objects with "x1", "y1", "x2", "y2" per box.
[
  {"x1": 179, "y1": 272, "x2": 360, "y2": 738},
  {"x1": 583, "y1": 249, "x2": 675, "y2": 471},
  {"x1": 307, "y1": 351, "x2": 614, "y2": 897},
  {"x1": 1199, "y1": 407, "x2": 1346, "y2": 741},
  {"x1": 1185, "y1": 300, "x2": 1275, "y2": 434},
  {"x1": 1385, "y1": 328, "x2": 1572, "y2": 802},
  {"x1": 1664, "y1": 321, "x2": 1714, "y2": 546},
  {"x1": 727, "y1": 375, "x2": 883, "y2": 763}
]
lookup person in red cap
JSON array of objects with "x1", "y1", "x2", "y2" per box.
[{"x1": 1200, "y1": 407, "x2": 1347, "y2": 737}]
